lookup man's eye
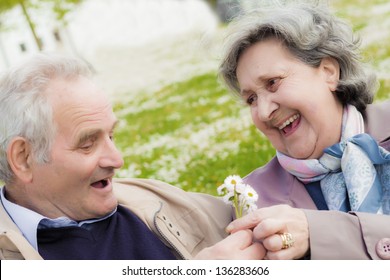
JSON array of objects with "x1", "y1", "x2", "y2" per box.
[
  {"x1": 80, "y1": 142, "x2": 94, "y2": 151},
  {"x1": 246, "y1": 94, "x2": 258, "y2": 106}
]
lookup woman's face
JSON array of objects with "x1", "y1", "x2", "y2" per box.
[{"x1": 236, "y1": 38, "x2": 344, "y2": 159}]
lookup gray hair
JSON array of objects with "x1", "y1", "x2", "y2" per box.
[
  {"x1": 0, "y1": 53, "x2": 93, "y2": 184},
  {"x1": 219, "y1": 1, "x2": 377, "y2": 111}
]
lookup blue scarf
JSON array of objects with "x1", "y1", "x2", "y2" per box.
[{"x1": 277, "y1": 105, "x2": 390, "y2": 214}]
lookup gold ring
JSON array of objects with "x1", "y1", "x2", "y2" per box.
[{"x1": 280, "y1": 232, "x2": 294, "y2": 249}]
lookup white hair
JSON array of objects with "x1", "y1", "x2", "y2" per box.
[
  {"x1": 219, "y1": 0, "x2": 377, "y2": 112},
  {"x1": 0, "y1": 53, "x2": 93, "y2": 184}
]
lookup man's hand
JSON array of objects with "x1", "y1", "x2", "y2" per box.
[
  {"x1": 226, "y1": 205, "x2": 310, "y2": 260},
  {"x1": 194, "y1": 229, "x2": 266, "y2": 259}
]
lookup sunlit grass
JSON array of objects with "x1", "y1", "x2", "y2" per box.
[
  {"x1": 332, "y1": 0, "x2": 390, "y2": 102},
  {"x1": 114, "y1": 72, "x2": 274, "y2": 195},
  {"x1": 112, "y1": 0, "x2": 390, "y2": 195},
  {"x1": 1, "y1": 2, "x2": 388, "y2": 197}
]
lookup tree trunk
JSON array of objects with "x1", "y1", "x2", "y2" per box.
[{"x1": 19, "y1": 0, "x2": 42, "y2": 51}]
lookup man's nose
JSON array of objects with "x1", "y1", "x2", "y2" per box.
[{"x1": 100, "y1": 139, "x2": 124, "y2": 169}]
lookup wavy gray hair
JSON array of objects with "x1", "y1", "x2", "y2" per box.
[
  {"x1": 219, "y1": 1, "x2": 377, "y2": 112},
  {"x1": 0, "y1": 53, "x2": 92, "y2": 184}
]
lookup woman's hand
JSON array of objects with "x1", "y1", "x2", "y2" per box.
[
  {"x1": 194, "y1": 229, "x2": 266, "y2": 260},
  {"x1": 226, "y1": 205, "x2": 310, "y2": 259}
]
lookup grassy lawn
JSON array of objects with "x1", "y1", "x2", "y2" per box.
[
  {"x1": 3, "y1": 1, "x2": 387, "y2": 193},
  {"x1": 114, "y1": 73, "x2": 275, "y2": 195},
  {"x1": 113, "y1": 0, "x2": 390, "y2": 195}
]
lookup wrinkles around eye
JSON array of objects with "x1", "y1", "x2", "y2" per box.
[{"x1": 246, "y1": 94, "x2": 258, "y2": 106}]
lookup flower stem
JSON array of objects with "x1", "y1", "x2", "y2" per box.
[{"x1": 234, "y1": 190, "x2": 243, "y2": 219}]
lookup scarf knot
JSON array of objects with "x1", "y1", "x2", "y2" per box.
[
  {"x1": 320, "y1": 133, "x2": 390, "y2": 214},
  {"x1": 277, "y1": 105, "x2": 390, "y2": 214}
]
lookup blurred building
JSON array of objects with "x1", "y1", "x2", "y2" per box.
[{"x1": 0, "y1": 0, "x2": 219, "y2": 70}]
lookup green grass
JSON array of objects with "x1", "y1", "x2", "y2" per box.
[
  {"x1": 112, "y1": 0, "x2": 390, "y2": 195},
  {"x1": 332, "y1": 0, "x2": 390, "y2": 101},
  {"x1": 4, "y1": 1, "x2": 388, "y2": 195},
  {"x1": 114, "y1": 73, "x2": 274, "y2": 195}
]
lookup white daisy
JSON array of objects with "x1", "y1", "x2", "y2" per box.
[
  {"x1": 217, "y1": 183, "x2": 234, "y2": 196},
  {"x1": 244, "y1": 202, "x2": 258, "y2": 214},
  {"x1": 224, "y1": 175, "x2": 243, "y2": 187},
  {"x1": 218, "y1": 175, "x2": 259, "y2": 219},
  {"x1": 222, "y1": 192, "x2": 234, "y2": 206},
  {"x1": 243, "y1": 185, "x2": 258, "y2": 202},
  {"x1": 234, "y1": 183, "x2": 246, "y2": 194}
]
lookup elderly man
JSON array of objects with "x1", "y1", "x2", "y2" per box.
[{"x1": 0, "y1": 53, "x2": 264, "y2": 260}]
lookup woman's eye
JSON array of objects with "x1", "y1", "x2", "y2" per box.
[
  {"x1": 267, "y1": 78, "x2": 282, "y2": 92},
  {"x1": 246, "y1": 94, "x2": 258, "y2": 106}
]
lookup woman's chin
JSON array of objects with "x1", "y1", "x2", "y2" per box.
[{"x1": 287, "y1": 147, "x2": 319, "y2": 160}]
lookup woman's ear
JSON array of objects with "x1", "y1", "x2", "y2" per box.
[
  {"x1": 321, "y1": 57, "x2": 340, "y2": 91},
  {"x1": 7, "y1": 137, "x2": 33, "y2": 183}
]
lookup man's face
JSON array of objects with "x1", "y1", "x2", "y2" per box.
[{"x1": 28, "y1": 76, "x2": 124, "y2": 220}]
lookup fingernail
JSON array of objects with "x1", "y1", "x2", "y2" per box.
[{"x1": 225, "y1": 224, "x2": 233, "y2": 233}]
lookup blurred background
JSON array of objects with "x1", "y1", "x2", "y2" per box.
[{"x1": 1, "y1": 0, "x2": 389, "y2": 194}]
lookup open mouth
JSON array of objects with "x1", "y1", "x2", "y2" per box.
[
  {"x1": 278, "y1": 114, "x2": 300, "y2": 135},
  {"x1": 91, "y1": 179, "x2": 110, "y2": 188}
]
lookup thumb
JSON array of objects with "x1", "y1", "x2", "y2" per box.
[
  {"x1": 226, "y1": 229, "x2": 254, "y2": 249},
  {"x1": 226, "y1": 211, "x2": 262, "y2": 233}
]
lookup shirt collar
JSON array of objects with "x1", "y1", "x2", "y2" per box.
[
  {"x1": 1, "y1": 186, "x2": 44, "y2": 250},
  {"x1": 0, "y1": 186, "x2": 116, "y2": 251}
]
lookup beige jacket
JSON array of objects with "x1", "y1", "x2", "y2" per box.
[{"x1": 0, "y1": 178, "x2": 232, "y2": 260}]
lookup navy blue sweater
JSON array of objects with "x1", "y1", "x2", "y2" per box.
[{"x1": 37, "y1": 205, "x2": 176, "y2": 260}]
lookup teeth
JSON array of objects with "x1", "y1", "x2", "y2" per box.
[{"x1": 278, "y1": 114, "x2": 300, "y2": 130}]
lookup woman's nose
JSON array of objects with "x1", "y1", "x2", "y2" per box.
[{"x1": 257, "y1": 94, "x2": 279, "y2": 121}]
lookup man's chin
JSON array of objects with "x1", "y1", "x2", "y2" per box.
[{"x1": 93, "y1": 197, "x2": 118, "y2": 218}]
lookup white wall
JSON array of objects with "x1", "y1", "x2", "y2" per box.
[{"x1": 0, "y1": 0, "x2": 218, "y2": 70}]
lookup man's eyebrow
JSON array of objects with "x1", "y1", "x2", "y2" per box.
[
  {"x1": 76, "y1": 129, "x2": 101, "y2": 146},
  {"x1": 76, "y1": 120, "x2": 119, "y2": 146}
]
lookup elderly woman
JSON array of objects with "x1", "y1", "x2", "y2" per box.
[{"x1": 219, "y1": 2, "x2": 390, "y2": 259}]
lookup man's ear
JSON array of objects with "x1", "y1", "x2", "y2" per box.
[
  {"x1": 321, "y1": 57, "x2": 340, "y2": 91},
  {"x1": 7, "y1": 137, "x2": 33, "y2": 183}
]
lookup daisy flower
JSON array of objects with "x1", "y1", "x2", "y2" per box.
[{"x1": 217, "y1": 175, "x2": 259, "y2": 218}]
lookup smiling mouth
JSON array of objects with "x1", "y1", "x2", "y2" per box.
[
  {"x1": 91, "y1": 179, "x2": 110, "y2": 188},
  {"x1": 278, "y1": 114, "x2": 300, "y2": 135}
]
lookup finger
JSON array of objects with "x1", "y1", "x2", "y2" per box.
[
  {"x1": 223, "y1": 229, "x2": 254, "y2": 249},
  {"x1": 263, "y1": 233, "x2": 285, "y2": 252},
  {"x1": 235, "y1": 230, "x2": 255, "y2": 249},
  {"x1": 252, "y1": 218, "x2": 286, "y2": 241},
  {"x1": 226, "y1": 205, "x2": 287, "y2": 233},
  {"x1": 226, "y1": 210, "x2": 264, "y2": 233},
  {"x1": 194, "y1": 230, "x2": 259, "y2": 260},
  {"x1": 265, "y1": 247, "x2": 294, "y2": 260},
  {"x1": 237, "y1": 242, "x2": 266, "y2": 260}
]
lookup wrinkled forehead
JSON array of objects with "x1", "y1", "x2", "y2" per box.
[
  {"x1": 45, "y1": 76, "x2": 114, "y2": 128},
  {"x1": 46, "y1": 76, "x2": 109, "y2": 105}
]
